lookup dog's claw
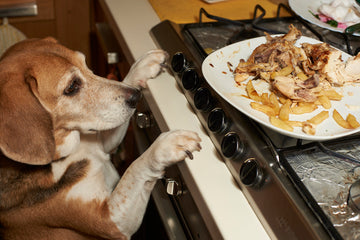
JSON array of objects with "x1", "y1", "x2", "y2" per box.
[
  {"x1": 160, "y1": 62, "x2": 169, "y2": 69},
  {"x1": 185, "y1": 150, "x2": 193, "y2": 160}
]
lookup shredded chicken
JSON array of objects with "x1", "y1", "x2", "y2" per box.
[{"x1": 234, "y1": 24, "x2": 360, "y2": 102}]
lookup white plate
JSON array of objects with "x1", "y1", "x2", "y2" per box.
[
  {"x1": 202, "y1": 36, "x2": 360, "y2": 140},
  {"x1": 288, "y1": 0, "x2": 360, "y2": 36}
]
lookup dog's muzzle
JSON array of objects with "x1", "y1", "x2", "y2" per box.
[{"x1": 125, "y1": 87, "x2": 142, "y2": 108}]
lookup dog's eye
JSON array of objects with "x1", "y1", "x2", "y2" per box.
[{"x1": 64, "y1": 77, "x2": 82, "y2": 96}]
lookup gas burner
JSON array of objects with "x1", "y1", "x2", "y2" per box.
[{"x1": 227, "y1": 25, "x2": 260, "y2": 45}]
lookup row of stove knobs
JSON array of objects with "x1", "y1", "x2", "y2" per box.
[
  {"x1": 171, "y1": 52, "x2": 263, "y2": 188},
  {"x1": 137, "y1": 109, "x2": 360, "y2": 204}
]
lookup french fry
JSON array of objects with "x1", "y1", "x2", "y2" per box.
[
  {"x1": 246, "y1": 80, "x2": 261, "y2": 102},
  {"x1": 333, "y1": 109, "x2": 352, "y2": 129},
  {"x1": 279, "y1": 99, "x2": 292, "y2": 121},
  {"x1": 317, "y1": 95, "x2": 331, "y2": 109},
  {"x1": 291, "y1": 102, "x2": 317, "y2": 114},
  {"x1": 260, "y1": 93, "x2": 271, "y2": 106},
  {"x1": 307, "y1": 111, "x2": 329, "y2": 125},
  {"x1": 250, "y1": 102, "x2": 276, "y2": 116},
  {"x1": 322, "y1": 89, "x2": 343, "y2": 101},
  {"x1": 270, "y1": 65, "x2": 293, "y2": 79},
  {"x1": 270, "y1": 116, "x2": 294, "y2": 132},
  {"x1": 296, "y1": 71, "x2": 308, "y2": 80},
  {"x1": 346, "y1": 114, "x2": 360, "y2": 128},
  {"x1": 286, "y1": 120, "x2": 303, "y2": 127},
  {"x1": 278, "y1": 96, "x2": 288, "y2": 105},
  {"x1": 269, "y1": 92, "x2": 280, "y2": 115},
  {"x1": 302, "y1": 122, "x2": 316, "y2": 135}
]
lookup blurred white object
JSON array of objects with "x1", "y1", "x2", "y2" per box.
[
  {"x1": 0, "y1": 18, "x2": 26, "y2": 57},
  {"x1": 319, "y1": 0, "x2": 360, "y2": 25}
]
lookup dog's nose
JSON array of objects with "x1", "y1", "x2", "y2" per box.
[{"x1": 125, "y1": 87, "x2": 142, "y2": 108}]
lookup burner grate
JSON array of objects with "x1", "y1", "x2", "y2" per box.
[{"x1": 188, "y1": 5, "x2": 360, "y2": 56}]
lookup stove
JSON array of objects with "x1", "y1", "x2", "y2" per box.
[{"x1": 150, "y1": 4, "x2": 360, "y2": 240}]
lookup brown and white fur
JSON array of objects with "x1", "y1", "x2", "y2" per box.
[{"x1": 0, "y1": 37, "x2": 201, "y2": 240}]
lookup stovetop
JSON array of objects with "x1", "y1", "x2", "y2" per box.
[
  {"x1": 150, "y1": 4, "x2": 360, "y2": 240},
  {"x1": 184, "y1": 4, "x2": 360, "y2": 59}
]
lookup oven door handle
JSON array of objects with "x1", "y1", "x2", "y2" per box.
[
  {"x1": 152, "y1": 181, "x2": 188, "y2": 240},
  {"x1": 95, "y1": 22, "x2": 120, "y2": 64}
]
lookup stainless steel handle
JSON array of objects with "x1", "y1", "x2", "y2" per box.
[
  {"x1": 95, "y1": 22, "x2": 121, "y2": 64},
  {"x1": 152, "y1": 182, "x2": 188, "y2": 240},
  {"x1": 0, "y1": 2, "x2": 37, "y2": 17},
  {"x1": 165, "y1": 178, "x2": 183, "y2": 196},
  {"x1": 135, "y1": 112, "x2": 152, "y2": 129}
]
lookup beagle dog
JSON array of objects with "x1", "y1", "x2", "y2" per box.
[{"x1": 0, "y1": 38, "x2": 201, "y2": 240}]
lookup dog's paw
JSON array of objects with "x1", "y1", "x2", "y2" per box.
[
  {"x1": 124, "y1": 50, "x2": 169, "y2": 88},
  {"x1": 150, "y1": 130, "x2": 201, "y2": 170}
]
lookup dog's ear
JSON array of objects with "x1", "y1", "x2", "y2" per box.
[{"x1": 0, "y1": 72, "x2": 56, "y2": 165}]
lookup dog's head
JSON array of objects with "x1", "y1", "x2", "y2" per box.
[{"x1": 0, "y1": 38, "x2": 141, "y2": 165}]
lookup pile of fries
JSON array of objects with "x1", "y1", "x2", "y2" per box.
[{"x1": 244, "y1": 80, "x2": 360, "y2": 135}]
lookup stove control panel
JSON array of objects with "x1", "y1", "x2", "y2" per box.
[{"x1": 151, "y1": 19, "x2": 332, "y2": 240}]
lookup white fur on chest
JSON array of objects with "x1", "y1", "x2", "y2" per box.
[{"x1": 51, "y1": 134, "x2": 120, "y2": 202}]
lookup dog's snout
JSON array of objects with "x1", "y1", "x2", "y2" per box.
[{"x1": 125, "y1": 87, "x2": 142, "y2": 108}]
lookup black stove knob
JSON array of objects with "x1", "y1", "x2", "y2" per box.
[
  {"x1": 207, "y1": 108, "x2": 227, "y2": 133},
  {"x1": 240, "y1": 158, "x2": 263, "y2": 187},
  {"x1": 221, "y1": 132, "x2": 245, "y2": 159},
  {"x1": 171, "y1": 52, "x2": 187, "y2": 73},
  {"x1": 181, "y1": 69, "x2": 200, "y2": 91},
  {"x1": 194, "y1": 87, "x2": 214, "y2": 112}
]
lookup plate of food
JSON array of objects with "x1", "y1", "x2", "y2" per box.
[
  {"x1": 289, "y1": 0, "x2": 360, "y2": 35},
  {"x1": 202, "y1": 25, "x2": 360, "y2": 140}
]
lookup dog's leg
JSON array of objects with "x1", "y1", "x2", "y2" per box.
[
  {"x1": 99, "y1": 50, "x2": 168, "y2": 153},
  {"x1": 123, "y1": 50, "x2": 169, "y2": 88},
  {"x1": 107, "y1": 130, "x2": 201, "y2": 238}
]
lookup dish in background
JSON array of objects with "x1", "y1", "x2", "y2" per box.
[{"x1": 289, "y1": 0, "x2": 360, "y2": 36}]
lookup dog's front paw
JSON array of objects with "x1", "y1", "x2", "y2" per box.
[
  {"x1": 124, "y1": 50, "x2": 169, "y2": 88},
  {"x1": 150, "y1": 130, "x2": 201, "y2": 171}
]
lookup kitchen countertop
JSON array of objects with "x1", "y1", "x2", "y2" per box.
[
  {"x1": 148, "y1": 0, "x2": 287, "y2": 23},
  {"x1": 102, "y1": 0, "x2": 270, "y2": 239}
]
